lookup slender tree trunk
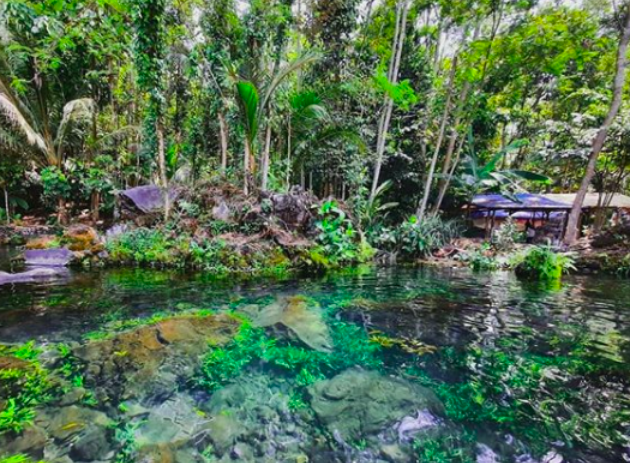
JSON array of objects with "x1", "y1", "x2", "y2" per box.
[
  {"x1": 244, "y1": 139, "x2": 251, "y2": 195},
  {"x1": 57, "y1": 197, "x2": 67, "y2": 225},
  {"x1": 431, "y1": 26, "x2": 478, "y2": 215},
  {"x1": 91, "y1": 191, "x2": 100, "y2": 222},
  {"x1": 370, "y1": 0, "x2": 409, "y2": 200},
  {"x1": 156, "y1": 120, "x2": 169, "y2": 221},
  {"x1": 219, "y1": 111, "x2": 229, "y2": 173},
  {"x1": 417, "y1": 57, "x2": 458, "y2": 219},
  {"x1": 3, "y1": 187, "x2": 9, "y2": 225},
  {"x1": 261, "y1": 124, "x2": 272, "y2": 191},
  {"x1": 433, "y1": 132, "x2": 467, "y2": 213},
  {"x1": 564, "y1": 9, "x2": 630, "y2": 244},
  {"x1": 286, "y1": 119, "x2": 292, "y2": 190}
]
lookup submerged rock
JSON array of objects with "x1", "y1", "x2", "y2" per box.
[
  {"x1": 307, "y1": 368, "x2": 442, "y2": 442},
  {"x1": 0, "y1": 267, "x2": 69, "y2": 285},
  {"x1": 133, "y1": 394, "x2": 212, "y2": 456},
  {"x1": 240, "y1": 295, "x2": 332, "y2": 352},
  {"x1": 74, "y1": 313, "x2": 241, "y2": 402},
  {"x1": 38, "y1": 405, "x2": 114, "y2": 461}
]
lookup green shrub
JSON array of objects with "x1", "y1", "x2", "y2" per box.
[
  {"x1": 313, "y1": 200, "x2": 375, "y2": 265},
  {"x1": 396, "y1": 215, "x2": 462, "y2": 259},
  {"x1": 40, "y1": 166, "x2": 71, "y2": 208},
  {"x1": 512, "y1": 245, "x2": 575, "y2": 280}
]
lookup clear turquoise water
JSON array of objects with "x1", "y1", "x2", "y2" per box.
[{"x1": 0, "y1": 262, "x2": 629, "y2": 462}]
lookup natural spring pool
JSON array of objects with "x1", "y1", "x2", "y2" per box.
[{"x1": 0, "y1": 261, "x2": 629, "y2": 463}]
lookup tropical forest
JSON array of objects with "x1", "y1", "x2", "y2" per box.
[{"x1": 1, "y1": 0, "x2": 630, "y2": 462}]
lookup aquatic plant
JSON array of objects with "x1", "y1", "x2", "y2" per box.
[
  {"x1": 413, "y1": 431, "x2": 476, "y2": 463},
  {"x1": 408, "y1": 328, "x2": 629, "y2": 458},
  {"x1": 369, "y1": 330, "x2": 437, "y2": 356},
  {"x1": 113, "y1": 421, "x2": 141, "y2": 463},
  {"x1": 0, "y1": 343, "x2": 53, "y2": 435},
  {"x1": 0, "y1": 455, "x2": 44, "y2": 463},
  {"x1": 197, "y1": 317, "x2": 383, "y2": 392},
  {"x1": 512, "y1": 245, "x2": 575, "y2": 280}
]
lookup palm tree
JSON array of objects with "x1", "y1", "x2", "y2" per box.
[
  {"x1": 231, "y1": 51, "x2": 321, "y2": 194},
  {"x1": 286, "y1": 90, "x2": 330, "y2": 189}
]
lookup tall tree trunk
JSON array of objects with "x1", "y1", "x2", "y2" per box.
[
  {"x1": 156, "y1": 120, "x2": 169, "y2": 221},
  {"x1": 218, "y1": 111, "x2": 229, "y2": 173},
  {"x1": 564, "y1": 9, "x2": 630, "y2": 244},
  {"x1": 416, "y1": 57, "x2": 458, "y2": 219},
  {"x1": 261, "y1": 124, "x2": 272, "y2": 191},
  {"x1": 431, "y1": 25, "x2": 478, "y2": 214},
  {"x1": 370, "y1": 0, "x2": 409, "y2": 200}
]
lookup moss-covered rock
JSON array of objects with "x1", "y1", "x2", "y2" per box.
[{"x1": 74, "y1": 313, "x2": 241, "y2": 402}]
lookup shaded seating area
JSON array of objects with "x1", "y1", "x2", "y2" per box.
[
  {"x1": 469, "y1": 193, "x2": 571, "y2": 239},
  {"x1": 469, "y1": 192, "x2": 630, "y2": 240}
]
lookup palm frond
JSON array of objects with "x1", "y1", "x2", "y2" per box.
[
  {"x1": 0, "y1": 91, "x2": 47, "y2": 153},
  {"x1": 236, "y1": 81, "x2": 259, "y2": 142},
  {"x1": 261, "y1": 51, "x2": 321, "y2": 111}
]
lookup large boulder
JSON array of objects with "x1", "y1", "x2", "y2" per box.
[
  {"x1": 119, "y1": 185, "x2": 179, "y2": 223},
  {"x1": 23, "y1": 248, "x2": 76, "y2": 267},
  {"x1": 239, "y1": 295, "x2": 332, "y2": 352},
  {"x1": 261, "y1": 187, "x2": 316, "y2": 232},
  {"x1": 307, "y1": 368, "x2": 442, "y2": 442},
  {"x1": 74, "y1": 314, "x2": 241, "y2": 402}
]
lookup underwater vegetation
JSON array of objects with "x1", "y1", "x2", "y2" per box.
[
  {"x1": 0, "y1": 343, "x2": 53, "y2": 435},
  {"x1": 406, "y1": 327, "x2": 630, "y2": 460},
  {"x1": 197, "y1": 316, "x2": 383, "y2": 392}
]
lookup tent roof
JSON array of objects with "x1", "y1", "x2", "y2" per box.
[
  {"x1": 541, "y1": 193, "x2": 630, "y2": 209},
  {"x1": 471, "y1": 193, "x2": 571, "y2": 210}
]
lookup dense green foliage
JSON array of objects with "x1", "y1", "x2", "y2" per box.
[{"x1": 0, "y1": 0, "x2": 628, "y2": 246}]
